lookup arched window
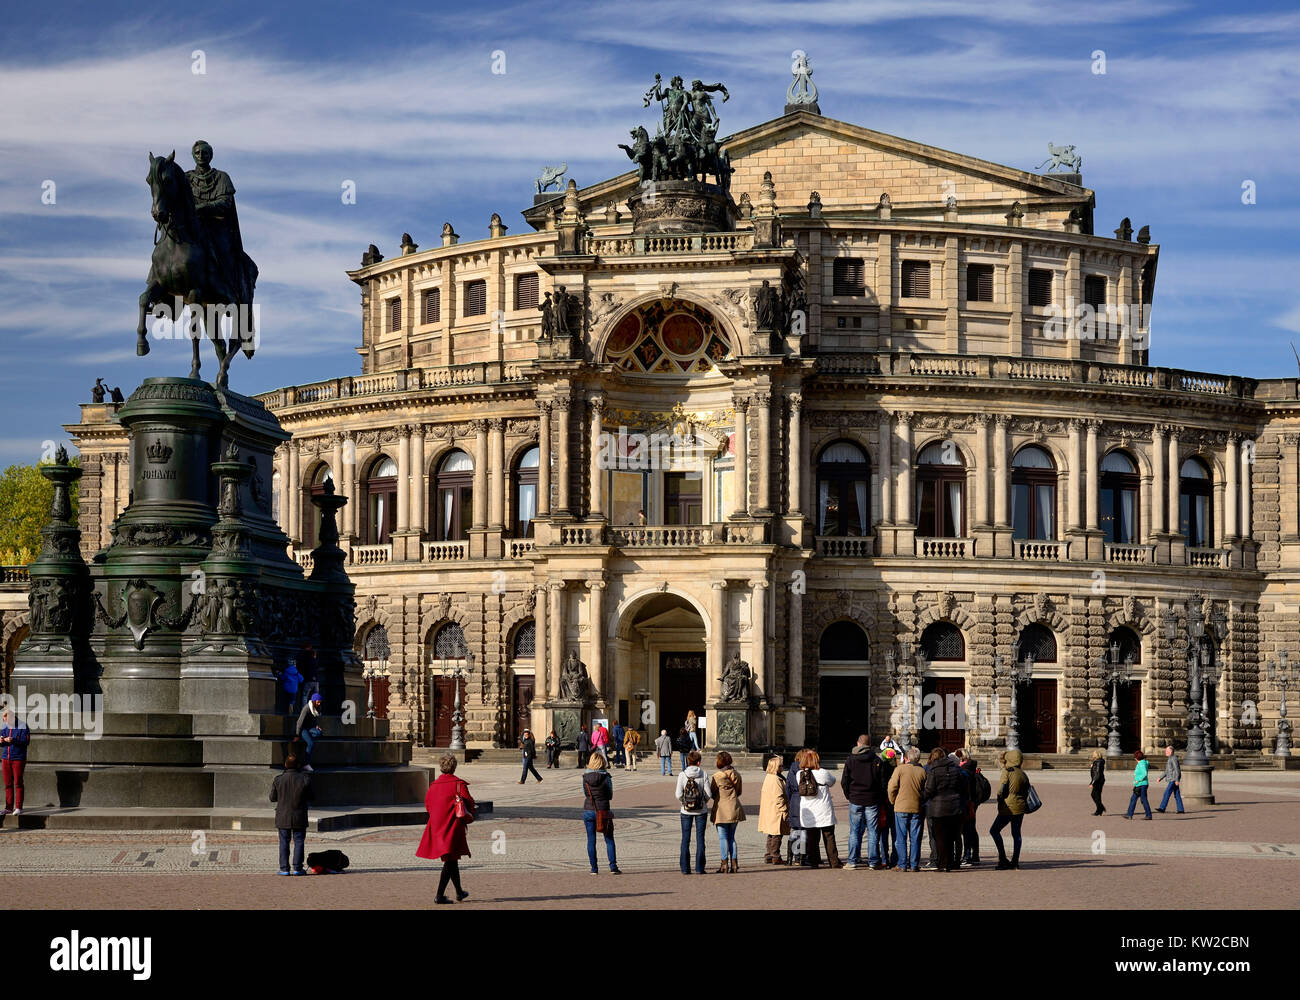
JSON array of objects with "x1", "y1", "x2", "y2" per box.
[
  {"x1": 1108, "y1": 626, "x2": 1142, "y2": 665},
  {"x1": 364, "y1": 456, "x2": 397, "y2": 545},
  {"x1": 435, "y1": 450, "x2": 474, "y2": 542},
  {"x1": 1011, "y1": 446, "x2": 1056, "y2": 540},
  {"x1": 816, "y1": 441, "x2": 870, "y2": 536},
  {"x1": 301, "y1": 464, "x2": 333, "y2": 547},
  {"x1": 363, "y1": 624, "x2": 391, "y2": 663},
  {"x1": 1179, "y1": 457, "x2": 1213, "y2": 547},
  {"x1": 916, "y1": 441, "x2": 965, "y2": 538},
  {"x1": 819, "y1": 620, "x2": 869, "y2": 661},
  {"x1": 514, "y1": 446, "x2": 540, "y2": 538},
  {"x1": 432, "y1": 621, "x2": 467, "y2": 659},
  {"x1": 920, "y1": 621, "x2": 965, "y2": 661},
  {"x1": 1016, "y1": 623, "x2": 1058, "y2": 664},
  {"x1": 1099, "y1": 451, "x2": 1139, "y2": 544},
  {"x1": 511, "y1": 620, "x2": 536, "y2": 661}
]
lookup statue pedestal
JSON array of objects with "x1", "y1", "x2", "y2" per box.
[
  {"x1": 549, "y1": 703, "x2": 586, "y2": 752},
  {"x1": 1180, "y1": 764, "x2": 1215, "y2": 807},
  {"x1": 628, "y1": 180, "x2": 735, "y2": 234},
  {"x1": 711, "y1": 703, "x2": 750, "y2": 750}
]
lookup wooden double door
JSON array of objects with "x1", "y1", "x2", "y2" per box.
[
  {"x1": 429, "y1": 675, "x2": 465, "y2": 747},
  {"x1": 919, "y1": 678, "x2": 965, "y2": 752},
  {"x1": 1016, "y1": 679, "x2": 1058, "y2": 754}
]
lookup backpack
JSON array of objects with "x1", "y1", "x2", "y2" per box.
[
  {"x1": 974, "y1": 770, "x2": 992, "y2": 805},
  {"x1": 798, "y1": 768, "x2": 821, "y2": 797},
  {"x1": 681, "y1": 774, "x2": 705, "y2": 811}
]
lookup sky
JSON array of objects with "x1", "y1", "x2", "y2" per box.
[{"x1": 1, "y1": 0, "x2": 1297, "y2": 469}]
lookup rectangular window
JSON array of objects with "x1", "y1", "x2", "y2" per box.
[
  {"x1": 1028, "y1": 269, "x2": 1053, "y2": 307},
  {"x1": 836, "y1": 316, "x2": 847, "y2": 329},
  {"x1": 515, "y1": 273, "x2": 539, "y2": 311},
  {"x1": 463, "y1": 279, "x2": 487, "y2": 317},
  {"x1": 966, "y1": 263, "x2": 994, "y2": 302},
  {"x1": 901, "y1": 260, "x2": 931, "y2": 299},
  {"x1": 1084, "y1": 275, "x2": 1107, "y2": 308},
  {"x1": 833, "y1": 257, "x2": 865, "y2": 296},
  {"x1": 388, "y1": 298, "x2": 402, "y2": 332},
  {"x1": 421, "y1": 288, "x2": 441, "y2": 324}
]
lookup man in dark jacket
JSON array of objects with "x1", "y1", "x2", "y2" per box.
[
  {"x1": 611, "y1": 720, "x2": 626, "y2": 767},
  {"x1": 270, "y1": 754, "x2": 313, "y2": 875},
  {"x1": 956, "y1": 750, "x2": 987, "y2": 866},
  {"x1": 922, "y1": 748, "x2": 969, "y2": 872},
  {"x1": 576, "y1": 726, "x2": 591, "y2": 768},
  {"x1": 840, "y1": 735, "x2": 886, "y2": 869}
]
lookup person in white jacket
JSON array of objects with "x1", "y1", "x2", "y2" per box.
[
  {"x1": 795, "y1": 749, "x2": 842, "y2": 868},
  {"x1": 674, "y1": 751, "x2": 712, "y2": 875}
]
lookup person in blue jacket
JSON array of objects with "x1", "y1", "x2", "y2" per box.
[
  {"x1": 1, "y1": 706, "x2": 31, "y2": 817},
  {"x1": 1123, "y1": 750, "x2": 1153, "y2": 820}
]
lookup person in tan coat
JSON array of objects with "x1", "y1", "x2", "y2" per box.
[
  {"x1": 710, "y1": 751, "x2": 746, "y2": 873},
  {"x1": 758, "y1": 753, "x2": 791, "y2": 864},
  {"x1": 887, "y1": 746, "x2": 927, "y2": 872},
  {"x1": 623, "y1": 727, "x2": 642, "y2": 771}
]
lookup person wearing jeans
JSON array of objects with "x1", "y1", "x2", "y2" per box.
[
  {"x1": 676, "y1": 729, "x2": 692, "y2": 773},
  {"x1": 675, "y1": 750, "x2": 711, "y2": 874},
  {"x1": 581, "y1": 753, "x2": 620, "y2": 874},
  {"x1": 840, "y1": 735, "x2": 885, "y2": 869},
  {"x1": 1156, "y1": 745, "x2": 1185, "y2": 814},
  {"x1": 655, "y1": 729, "x2": 673, "y2": 775},
  {"x1": 887, "y1": 746, "x2": 926, "y2": 872},
  {"x1": 709, "y1": 752, "x2": 746, "y2": 873},
  {"x1": 269, "y1": 754, "x2": 312, "y2": 875},
  {"x1": 1124, "y1": 750, "x2": 1153, "y2": 820},
  {"x1": 1, "y1": 707, "x2": 30, "y2": 817},
  {"x1": 990, "y1": 748, "x2": 1030, "y2": 869}
]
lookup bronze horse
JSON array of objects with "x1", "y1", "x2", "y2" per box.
[{"x1": 137, "y1": 151, "x2": 257, "y2": 388}]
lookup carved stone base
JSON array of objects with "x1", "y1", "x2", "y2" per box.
[
  {"x1": 550, "y1": 704, "x2": 585, "y2": 750},
  {"x1": 712, "y1": 704, "x2": 749, "y2": 750},
  {"x1": 627, "y1": 180, "x2": 735, "y2": 234}
]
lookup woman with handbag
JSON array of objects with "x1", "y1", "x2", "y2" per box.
[
  {"x1": 416, "y1": 754, "x2": 477, "y2": 904},
  {"x1": 989, "y1": 749, "x2": 1029, "y2": 870},
  {"x1": 709, "y1": 751, "x2": 746, "y2": 872},
  {"x1": 1089, "y1": 749, "x2": 1107, "y2": 815},
  {"x1": 582, "y1": 753, "x2": 622, "y2": 875}
]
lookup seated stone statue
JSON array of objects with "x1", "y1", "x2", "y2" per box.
[
  {"x1": 720, "y1": 653, "x2": 750, "y2": 703},
  {"x1": 559, "y1": 649, "x2": 588, "y2": 702}
]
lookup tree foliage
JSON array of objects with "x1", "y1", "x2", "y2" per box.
[{"x1": 0, "y1": 460, "x2": 80, "y2": 565}]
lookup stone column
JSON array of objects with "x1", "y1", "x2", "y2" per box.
[
  {"x1": 1167, "y1": 428, "x2": 1180, "y2": 535},
  {"x1": 534, "y1": 585, "x2": 548, "y2": 699},
  {"x1": 787, "y1": 581, "x2": 803, "y2": 701},
  {"x1": 1151, "y1": 424, "x2": 1165, "y2": 533},
  {"x1": 555, "y1": 398, "x2": 571, "y2": 515},
  {"x1": 1225, "y1": 433, "x2": 1240, "y2": 539},
  {"x1": 787, "y1": 393, "x2": 802, "y2": 514},
  {"x1": 878, "y1": 412, "x2": 893, "y2": 524},
  {"x1": 472, "y1": 419, "x2": 488, "y2": 529},
  {"x1": 395, "y1": 425, "x2": 411, "y2": 533},
  {"x1": 976, "y1": 414, "x2": 991, "y2": 526},
  {"x1": 288, "y1": 438, "x2": 301, "y2": 544},
  {"x1": 589, "y1": 580, "x2": 606, "y2": 701},
  {"x1": 548, "y1": 582, "x2": 564, "y2": 699},
  {"x1": 537, "y1": 401, "x2": 552, "y2": 517},
  {"x1": 489, "y1": 418, "x2": 505, "y2": 530},
  {"x1": 409, "y1": 423, "x2": 425, "y2": 535},
  {"x1": 732, "y1": 396, "x2": 749, "y2": 517},
  {"x1": 993, "y1": 415, "x2": 1009, "y2": 526},
  {"x1": 709, "y1": 581, "x2": 727, "y2": 702},
  {"x1": 896, "y1": 412, "x2": 913, "y2": 523},
  {"x1": 750, "y1": 579, "x2": 769, "y2": 703},
  {"x1": 330, "y1": 432, "x2": 344, "y2": 505},
  {"x1": 589, "y1": 396, "x2": 605, "y2": 519},
  {"x1": 1086, "y1": 420, "x2": 1100, "y2": 532},
  {"x1": 341, "y1": 434, "x2": 355, "y2": 536},
  {"x1": 1067, "y1": 419, "x2": 1081, "y2": 531},
  {"x1": 1241, "y1": 439, "x2": 1253, "y2": 538},
  {"x1": 276, "y1": 445, "x2": 290, "y2": 537},
  {"x1": 754, "y1": 392, "x2": 772, "y2": 514}
]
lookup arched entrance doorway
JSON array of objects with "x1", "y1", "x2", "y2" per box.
[{"x1": 613, "y1": 592, "x2": 708, "y2": 744}]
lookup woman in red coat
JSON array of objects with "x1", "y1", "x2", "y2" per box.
[{"x1": 416, "y1": 754, "x2": 476, "y2": 903}]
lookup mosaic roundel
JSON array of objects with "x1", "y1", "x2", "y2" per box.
[{"x1": 602, "y1": 298, "x2": 733, "y2": 375}]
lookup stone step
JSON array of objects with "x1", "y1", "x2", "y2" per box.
[{"x1": 29, "y1": 736, "x2": 206, "y2": 766}]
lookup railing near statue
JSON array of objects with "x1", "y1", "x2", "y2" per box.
[
  {"x1": 0, "y1": 566, "x2": 30, "y2": 587},
  {"x1": 584, "y1": 231, "x2": 755, "y2": 256}
]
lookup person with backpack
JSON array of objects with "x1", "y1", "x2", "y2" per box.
[
  {"x1": 675, "y1": 749, "x2": 712, "y2": 874},
  {"x1": 1156, "y1": 745, "x2": 1185, "y2": 814},
  {"x1": 576, "y1": 726, "x2": 592, "y2": 769},
  {"x1": 624, "y1": 725, "x2": 642, "y2": 771},
  {"x1": 887, "y1": 746, "x2": 926, "y2": 872},
  {"x1": 840, "y1": 734, "x2": 886, "y2": 869},
  {"x1": 675, "y1": 728, "x2": 693, "y2": 772},
  {"x1": 581, "y1": 753, "x2": 622, "y2": 875},
  {"x1": 416, "y1": 754, "x2": 477, "y2": 903},
  {"x1": 956, "y1": 750, "x2": 990, "y2": 866},
  {"x1": 1088, "y1": 749, "x2": 1106, "y2": 816},
  {"x1": 518, "y1": 728, "x2": 543, "y2": 784},
  {"x1": 1123, "y1": 749, "x2": 1153, "y2": 820},
  {"x1": 758, "y1": 753, "x2": 790, "y2": 864},
  {"x1": 990, "y1": 749, "x2": 1030, "y2": 869},
  {"x1": 796, "y1": 750, "x2": 842, "y2": 869},
  {"x1": 923, "y1": 748, "x2": 968, "y2": 872},
  {"x1": 1, "y1": 706, "x2": 31, "y2": 818},
  {"x1": 655, "y1": 729, "x2": 674, "y2": 775},
  {"x1": 710, "y1": 751, "x2": 746, "y2": 872}
]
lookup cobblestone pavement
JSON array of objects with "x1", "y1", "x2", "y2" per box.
[{"x1": 2, "y1": 764, "x2": 1297, "y2": 908}]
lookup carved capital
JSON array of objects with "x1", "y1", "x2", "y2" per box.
[
  {"x1": 397, "y1": 424, "x2": 412, "y2": 440},
  {"x1": 552, "y1": 397, "x2": 572, "y2": 413},
  {"x1": 753, "y1": 392, "x2": 772, "y2": 408},
  {"x1": 589, "y1": 579, "x2": 607, "y2": 592},
  {"x1": 537, "y1": 399, "x2": 553, "y2": 417},
  {"x1": 712, "y1": 580, "x2": 728, "y2": 591},
  {"x1": 488, "y1": 418, "x2": 505, "y2": 432},
  {"x1": 895, "y1": 411, "x2": 913, "y2": 426},
  {"x1": 472, "y1": 419, "x2": 489, "y2": 434},
  {"x1": 750, "y1": 579, "x2": 768, "y2": 591},
  {"x1": 735, "y1": 395, "x2": 751, "y2": 413},
  {"x1": 589, "y1": 395, "x2": 606, "y2": 414},
  {"x1": 788, "y1": 392, "x2": 803, "y2": 412},
  {"x1": 1085, "y1": 419, "x2": 1102, "y2": 434},
  {"x1": 993, "y1": 414, "x2": 1011, "y2": 428},
  {"x1": 1160, "y1": 423, "x2": 1179, "y2": 440}
]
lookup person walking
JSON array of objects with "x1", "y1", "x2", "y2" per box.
[
  {"x1": 581, "y1": 753, "x2": 621, "y2": 875},
  {"x1": 1, "y1": 707, "x2": 31, "y2": 818},
  {"x1": 623, "y1": 725, "x2": 641, "y2": 771},
  {"x1": 1124, "y1": 750, "x2": 1153, "y2": 820},
  {"x1": 655, "y1": 728, "x2": 674, "y2": 775},
  {"x1": 758, "y1": 753, "x2": 790, "y2": 864},
  {"x1": 957, "y1": 750, "x2": 989, "y2": 866},
  {"x1": 295, "y1": 692, "x2": 324, "y2": 772},
  {"x1": 796, "y1": 750, "x2": 842, "y2": 869},
  {"x1": 887, "y1": 746, "x2": 926, "y2": 873},
  {"x1": 591, "y1": 721, "x2": 609, "y2": 765},
  {"x1": 710, "y1": 751, "x2": 746, "y2": 872},
  {"x1": 675, "y1": 749, "x2": 712, "y2": 874},
  {"x1": 281, "y1": 659, "x2": 303, "y2": 715},
  {"x1": 518, "y1": 729, "x2": 543, "y2": 784},
  {"x1": 686, "y1": 710, "x2": 700, "y2": 751},
  {"x1": 269, "y1": 753, "x2": 312, "y2": 875},
  {"x1": 611, "y1": 719, "x2": 626, "y2": 767},
  {"x1": 675, "y1": 728, "x2": 692, "y2": 773},
  {"x1": 923, "y1": 748, "x2": 968, "y2": 872},
  {"x1": 575, "y1": 726, "x2": 591, "y2": 769},
  {"x1": 1089, "y1": 749, "x2": 1107, "y2": 816},
  {"x1": 1156, "y1": 745, "x2": 1185, "y2": 814},
  {"x1": 545, "y1": 729, "x2": 560, "y2": 769},
  {"x1": 840, "y1": 735, "x2": 886, "y2": 869},
  {"x1": 416, "y1": 754, "x2": 476, "y2": 903},
  {"x1": 990, "y1": 749, "x2": 1030, "y2": 869}
]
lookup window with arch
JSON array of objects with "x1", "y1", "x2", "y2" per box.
[
  {"x1": 1179, "y1": 457, "x2": 1213, "y2": 547},
  {"x1": 432, "y1": 621, "x2": 467, "y2": 659},
  {"x1": 514, "y1": 446, "x2": 539, "y2": 538},
  {"x1": 363, "y1": 456, "x2": 397, "y2": 545},
  {"x1": 1011, "y1": 445, "x2": 1056, "y2": 540},
  {"x1": 511, "y1": 620, "x2": 536, "y2": 661},
  {"x1": 1099, "y1": 451, "x2": 1139, "y2": 544},
  {"x1": 363, "y1": 624, "x2": 391, "y2": 663},
  {"x1": 816, "y1": 441, "x2": 871, "y2": 536},
  {"x1": 1108, "y1": 626, "x2": 1141, "y2": 665},
  {"x1": 921, "y1": 622, "x2": 965, "y2": 661},
  {"x1": 301, "y1": 464, "x2": 333, "y2": 547},
  {"x1": 1016, "y1": 623, "x2": 1058, "y2": 664},
  {"x1": 819, "y1": 620, "x2": 869, "y2": 661},
  {"x1": 435, "y1": 449, "x2": 474, "y2": 542},
  {"x1": 916, "y1": 441, "x2": 965, "y2": 538}
]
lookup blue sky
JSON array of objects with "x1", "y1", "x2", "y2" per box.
[{"x1": 1, "y1": 0, "x2": 1297, "y2": 468}]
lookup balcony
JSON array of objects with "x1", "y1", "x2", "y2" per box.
[
  {"x1": 1016, "y1": 540, "x2": 1067, "y2": 561},
  {"x1": 915, "y1": 536, "x2": 973, "y2": 559},
  {"x1": 1187, "y1": 547, "x2": 1231, "y2": 569},
  {"x1": 611, "y1": 525, "x2": 714, "y2": 547},
  {"x1": 1105, "y1": 542, "x2": 1155, "y2": 564},
  {"x1": 294, "y1": 550, "x2": 314, "y2": 573},
  {"x1": 816, "y1": 535, "x2": 874, "y2": 557},
  {"x1": 255, "y1": 361, "x2": 530, "y2": 410},
  {"x1": 508, "y1": 539, "x2": 536, "y2": 559},
  {"x1": 351, "y1": 543, "x2": 393, "y2": 566},
  {"x1": 0, "y1": 566, "x2": 30, "y2": 587},
  {"x1": 584, "y1": 231, "x2": 754, "y2": 256},
  {"x1": 423, "y1": 540, "x2": 467, "y2": 561}
]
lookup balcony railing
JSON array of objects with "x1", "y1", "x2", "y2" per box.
[
  {"x1": 1105, "y1": 542, "x2": 1155, "y2": 564},
  {"x1": 816, "y1": 535, "x2": 874, "y2": 557},
  {"x1": 1016, "y1": 540, "x2": 1066, "y2": 561},
  {"x1": 294, "y1": 550, "x2": 314, "y2": 573},
  {"x1": 915, "y1": 536, "x2": 973, "y2": 559},
  {"x1": 256, "y1": 362, "x2": 530, "y2": 410},
  {"x1": 0, "y1": 565, "x2": 31, "y2": 585},
  {"x1": 584, "y1": 231, "x2": 754, "y2": 256},
  {"x1": 351, "y1": 543, "x2": 393, "y2": 566},
  {"x1": 557, "y1": 525, "x2": 604, "y2": 546},
  {"x1": 423, "y1": 540, "x2": 467, "y2": 561},
  {"x1": 508, "y1": 539, "x2": 536, "y2": 558},
  {"x1": 1187, "y1": 547, "x2": 1231, "y2": 568},
  {"x1": 611, "y1": 525, "x2": 714, "y2": 547}
]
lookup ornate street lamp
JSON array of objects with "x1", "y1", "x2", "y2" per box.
[
  {"x1": 994, "y1": 653, "x2": 1033, "y2": 751},
  {"x1": 1098, "y1": 642, "x2": 1134, "y2": 758},
  {"x1": 1162, "y1": 599, "x2": 1226, "y2": 806},
  {"x1": 438, "y1": 650, "x2": 472, "y2": 751},
  {"x1": 1200, "y1": 638, "x2": 1221, "y2": 755},
  {"x1": 363, "y1": 628, "x2": 390, "y2": 722},
  {"x1": 885, "y1": 641, "x2": 927, "y2": 749},
  {"x1": 1266, "y1": 651, "x2": 1297, "y2": 758}
]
